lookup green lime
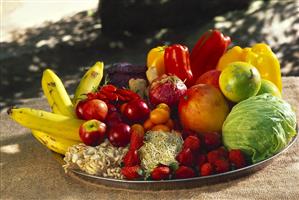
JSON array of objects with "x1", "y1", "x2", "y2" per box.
[
  {"x1": 219, "y1": 61, "x2": 261, "y2": 102},
  {"x1": 257, "y1": 79, "x2": 281, "y2": 98}
]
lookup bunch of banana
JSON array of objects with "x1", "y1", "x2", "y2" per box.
[
  {"x1": 73, "y1": 62, "x2": 104, "y2": 105},
  {"x1": 42, "y1": 69, "x2": 76, "y2": 117},
  {"x1": 8, "y1": 62, "x2": 104, "y2": 155},
  {"x1": 31, "y1": 130, "x2": 79, "y2": 155}
]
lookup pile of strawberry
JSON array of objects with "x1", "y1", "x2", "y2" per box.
[
  {"x1": 86, "y1": 84, "x2": 140, "y2": 112},
  {"x1": 121, "y1": 130, "x2": 247, "y2": 180}
]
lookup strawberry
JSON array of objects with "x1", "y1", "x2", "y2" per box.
[
  {"x1": 176, "y1": 148, "x2": 195, "y2": 167},
  {"x1": 106, "y1": 103, "x2": 117, "y2": 113},
  {"x1": 117, "y1": 89, "x2": 140, "y2": 100},
  {"x1": 121, "y1": 165, "x2": 144, "y2": 180},
  {"x1": 200, "y1": 163, "x2": 213, "y2": 176},
  {"x1": 123, "y1": 149, "x2": 140, "y2": 167},
  {"x1": 183, "y1": 135, "x2": 200, "y2": 153},
  {"x1": 95, "y1": 92, "x2": 108, "y2": 101},
  {"x1": 100, "y1": 84, "x2": 117, "y2": 93},
  {"x1": 117, "y1": 93, "x2": 126, "y2": 102},
  {"x1": 151, "y1": 166, "x2": 170, "y2": 180},
  {"x1": 181, "y1": 129, "x2": 197, "y2": 139},
  {"x1": 203, "y1": 132, "x2": 221, "y2": 150},
  {"x1": 130, "y1": 128, "x2": 144, "y2": 150},
  {"x1": 101, "y1": 91, "x2": 119, "y2": 101},
  {"x1": 214, "y1": 159, "x2": 230, "y2": 173},
  {"x1": 229, "y1": 149, "x2": 246, "y2": 169},
  {"x1": 174, "y1": 166, "x2": 196, "y2": 179},
  {"x1": 197, "y1": 154, "x2": 207, "y2": 169},
  {"x1": 216, "y1": 146, "x2": 228, "y2": 159},
  {"x1": 207, "y1": 150, "x2": 223, "y2": 164},
  {"x1": 86, "y1": 92, "x2": 98, "y2": 100}
]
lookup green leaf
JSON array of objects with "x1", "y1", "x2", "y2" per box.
[{"x1": 169, "y1": 162, "x2": 179, "y2": 171}]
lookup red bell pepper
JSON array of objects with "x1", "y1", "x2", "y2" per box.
[
  {"x1": 190, "y1": 29, "x2": 231, "y2": 80},
  {"x1": 164, "y1": 44, "x2": 194, "y2": 87}
]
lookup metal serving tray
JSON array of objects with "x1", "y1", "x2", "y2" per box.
[{"x1": 54, "y1": 131, "x2": 298, "y2": 190}]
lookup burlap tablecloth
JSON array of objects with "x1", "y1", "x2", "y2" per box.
[{"x1": 1, "y1": 77, "x2": 298, "y2": 200}]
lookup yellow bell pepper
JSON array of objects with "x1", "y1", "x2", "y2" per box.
[
  {"x1": 146, "y1": 66, "x2": 159, "y2": 83},
  {"x1": 217, "y1": 43, "x2": 282, "y2": 92},
  {"x1": 147, "y1": 46, "x2": 166, "y2": 76}
]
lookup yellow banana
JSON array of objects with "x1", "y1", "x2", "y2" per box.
[
  {"x1": 42, "y1": 69, "x2": 75, "y2": 117},
  {"x1": 32, "y1": 130, "x2": 79, "y2": 155},
  {"x1": 39, "y1": 69, "x2": 79, "y2": 154},
  {"x1": 73, "y1": 62, "x2": 104, "y2": 105},
  {"x1": 9, "y1": 108, "x2": 83, "y2": 141}
]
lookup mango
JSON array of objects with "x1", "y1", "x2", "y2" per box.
[{"x1": 178, "y1": 84, "x2": 229, "y2": 133}]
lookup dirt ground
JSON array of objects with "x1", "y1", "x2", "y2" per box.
[{"x1": 0, "y1": 0, "x2": 298, "y2": 112}]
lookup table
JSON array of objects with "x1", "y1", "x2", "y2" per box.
[{"x1": 1, "y1": 77, "x2": 298, "y2": 200}]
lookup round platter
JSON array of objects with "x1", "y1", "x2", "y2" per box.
[{"x1": 54, "y1": 130, "x2": 298, "y2": 190}]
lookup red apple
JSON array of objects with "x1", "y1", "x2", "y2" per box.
[
  {"x1": 105, "y1": 111, "x2": 123, "y2": 128},
  {"x1": 79, "y1": 119, "x2": 107, "y2": 146},
  {"x1": 81, "y1": 99, "x2": 108, "y2": 121},
  {"x1": 75, "y1": 100, "x2": 86, "y2": 119},
  {"x1": 108, "y1": 123, "x2": 131, "y2": 147},
  {"x1": 123, "y1": 99, "x2": 150, "y2": 123},
  {"x1": 195, "y1": 69, "x2": 221, "y2": 90}
]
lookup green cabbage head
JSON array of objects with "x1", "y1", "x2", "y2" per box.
[{"x1": 222, "y1": 94, "x2": 297, "y2": 163}]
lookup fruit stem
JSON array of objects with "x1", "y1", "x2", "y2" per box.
[
  {"x1": 249, "y1": 69, "x2": 254, "y2": 79},
  {"x1": 7, "y1": 106, "x2": 15, "y2": 115}
]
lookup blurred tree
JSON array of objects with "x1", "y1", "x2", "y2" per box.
[{"x1": 99, "y1": 0, "x2": 251, "y2": 37}]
